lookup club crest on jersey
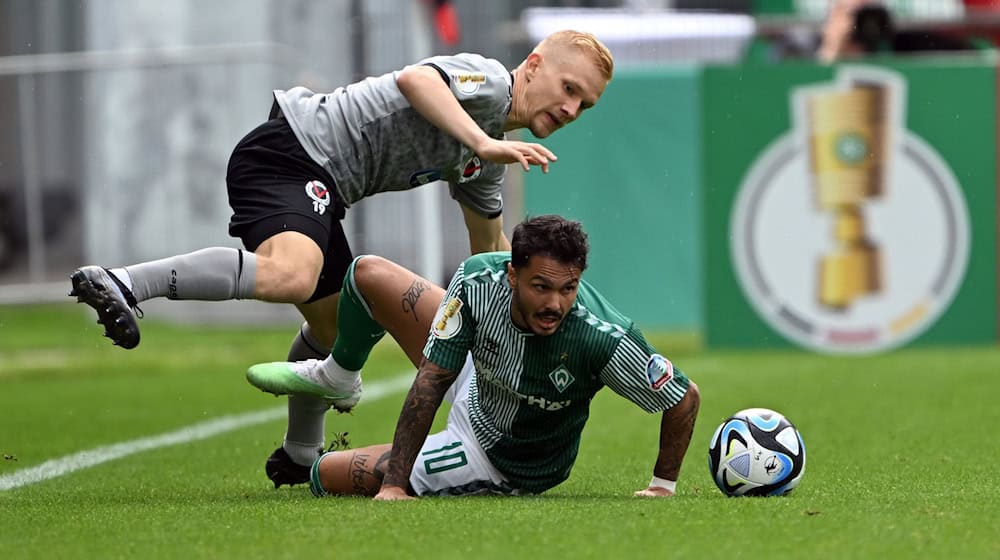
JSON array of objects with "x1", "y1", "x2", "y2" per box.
[
  {"x1": 646, "y1": 354, "x2": 674, "y2": 390},
  {"x1": 432, "y1": 297, "x2": 463, "y2": 339},
  {"x1": 454, "y1": 73, "x2": 486, "y2": 95},
  {"x1": 305, "y1": 180, "x2": 331, "y2": 215},
  {"x1": 458, "y1": 156, "x2": 482, "y2": 183},
  {"x1": 483, "y1": 338, "x2": 500, "y2": 355},
  {"x1": 548, "y1": 365, "x2": 575, "y2": 393},
  {"x1": 409, "y1": 169, "x2": 442, "y2": 188}
]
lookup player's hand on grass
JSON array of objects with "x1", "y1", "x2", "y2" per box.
[
  {"x1": 374, "y1": 485, "x2": 415, "y2": 501},
  {"x1": 474, "y1": 137, "x2": 557, "y2": 173},
  {"x1": 633, "y1": 486, "x2": 675, "y2": 498}
]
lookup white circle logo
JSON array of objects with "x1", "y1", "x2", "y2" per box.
[
  {"x1": 454, "y1": 73, "x2": 486, "y2": 95},
  {"x1": 730, "y1": 67, "x2": 970, "y2": 354}
]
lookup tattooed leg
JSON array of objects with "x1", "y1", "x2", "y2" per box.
[
  {"x1": 316, "y1": 443, "x2": 393, "y2": 496},
  {"x1": 350, "y1": 256, "x2": 447, "y2": 367},
  {"x1": 400, "y1": 278, "x2": 431, "y2": 324}
]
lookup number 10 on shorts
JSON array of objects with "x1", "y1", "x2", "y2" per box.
[{"x1": 422, "y1": 441, "x2": 468, "y2": 474}]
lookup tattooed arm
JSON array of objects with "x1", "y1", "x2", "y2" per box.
[
  {"x1": 635, "y1": 382, "x2": 701, "y2": 497},
  {"x1": 374, "y1": 357, "x2": 461, "y2": 501}
]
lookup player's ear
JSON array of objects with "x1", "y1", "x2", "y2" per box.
[
  {"x1": 525, "y1": 52, "x2": 542, "y2": 81},
  {"x1": 506, "y1": 262, "x2": 516, "y2": 288}
]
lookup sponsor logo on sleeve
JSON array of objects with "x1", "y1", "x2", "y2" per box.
[
  {"x1": 454, "y1": 73, "x2": 487, "y2": 95},
  {"x1": 458, "y1": 156, "x2": 482, "y2": 183},
  {"x1": 646, "y1": 354, "x2": 674, "y2": 390},
  {"x1": 432, "y1": 297, "x2": 463, "y2": 339}
]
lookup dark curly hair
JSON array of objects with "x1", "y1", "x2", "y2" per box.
[{"x1": 511, "y1": 215, "x2": 589, "y2": 272}]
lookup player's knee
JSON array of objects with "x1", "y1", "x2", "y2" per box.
[
  {"x1": 282, "y1": 273, "x2": 321, "y2": 303},
  {"x1": 257, "y1": 257, "x2": 321, "y2": 303},
  {"x1": 352, "y1": 255, "x2": 397, "y2": 293},
  {"x1": 271, "y1": 271, "x2": 319, "y2": 303}
]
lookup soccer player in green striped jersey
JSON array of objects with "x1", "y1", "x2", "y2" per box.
[
  {"x1": 249, "y1": 215, "x2": 700, "y2": 498},
  {"x1": 68, "y1": 31, "x2": 615, "y2": 488}
]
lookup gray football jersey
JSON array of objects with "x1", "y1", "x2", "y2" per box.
[
  {"x1": 424, "y1": 252, "x2": 691, "y2": 493},
  {"x1": 273, "y1": 53, "x2": 511, "y2": 217}
]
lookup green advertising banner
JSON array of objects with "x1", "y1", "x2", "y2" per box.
[
  {"x1": 524, "y1": 67, "x2": 703, "y2": 331},
  {"x1": 702, "y1": 59, "x2": 998, "y2": 353}
]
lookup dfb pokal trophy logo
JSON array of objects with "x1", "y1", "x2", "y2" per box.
[{"x1": 730, "y1": 66, "x2": 970, "y2": 354}]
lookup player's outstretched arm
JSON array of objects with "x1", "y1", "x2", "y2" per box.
[
  {"x1": 374, "y1": 358, "x2": 460, "y2": 501},
  {"x1": 634, "y1": 382, "x2": 701, "y2": 497},
  {"x1": 475, "y1": 137, "x2": 557, "y2": 173},
  {"x1": 461, "y1": 205, "x2": 510, "y2": 254},
  {"x1": 396, "y1": 65, "x2": 555, "y2": 172}
]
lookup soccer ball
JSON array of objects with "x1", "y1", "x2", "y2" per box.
[{"x1": 707, "y1": 408, "x2": 806, "y2": 497}]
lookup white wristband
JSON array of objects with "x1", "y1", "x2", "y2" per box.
[{"x1": 649, "y1": 476, "x2": 676, "y2": 493}]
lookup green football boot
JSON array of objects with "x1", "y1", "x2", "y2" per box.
[{"x1": 247, "y1": 359, "x2": 362, "y2": 412}]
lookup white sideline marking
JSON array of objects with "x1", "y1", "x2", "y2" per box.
[{"x1": 0, "y1": 373, "x2": 414, "y2": 491}]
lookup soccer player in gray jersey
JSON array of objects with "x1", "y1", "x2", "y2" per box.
[
  {"x1": 249, "y1": 215, "x2": 701, "y2": 498},
  {"x1": 67, "y1": 31, "x2": 613, "y2": 486}
]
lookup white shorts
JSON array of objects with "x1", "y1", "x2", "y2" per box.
[{"x1": 409, "y1": 354, "x2": 519, "y2": 496}]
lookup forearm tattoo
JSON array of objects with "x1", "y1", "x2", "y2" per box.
[
  {"x1": 382, "y1": 359, "x2": 458, "y2": 489},
  {"x1": 400, "y1": 278, "x2": 431, "y2": 323},
  {"x1": 654, "y1": 387, "x2": 701, "y2": 481}
]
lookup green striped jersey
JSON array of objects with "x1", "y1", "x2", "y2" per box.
[{"x1": 424, "y1": 252, "x2": 690, "y2": 493}]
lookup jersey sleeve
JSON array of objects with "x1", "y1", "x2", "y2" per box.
[
  {"x1": 419, "y1": 53, "x2": 510, "y2": 111},
  {"x1": 419, "y1": 53, "x2": 510, "y2": 219},
  {"x1": 423, "y1": 261, "x2": 477, "y2": 372},
  {"x1": 599, "y1": 325, "x2": 690, "y2": 413}
]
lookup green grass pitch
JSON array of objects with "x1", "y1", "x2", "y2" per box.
[{"x1": 1, "y1": 304, "x2": 998, "y2": 559}]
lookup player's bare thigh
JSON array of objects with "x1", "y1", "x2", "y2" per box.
[{"x1": 353, "y1": 256, "x2": 445, "y2": 367}]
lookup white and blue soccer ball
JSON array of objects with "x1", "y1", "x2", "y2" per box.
[{"x1": 708, "y1": 408, "x2": 806, "y2": 497}]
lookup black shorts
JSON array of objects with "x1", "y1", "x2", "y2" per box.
[{"x1": 226, "y1": 112, "x2": 352, "y2": 303}]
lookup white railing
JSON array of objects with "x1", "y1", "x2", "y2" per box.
[
  {"x1": 0, "y1": 43, "x2": 295, "y2": 304},
  {"x1": 0, "y1": 37, "x2": 462, "y2": 308}
]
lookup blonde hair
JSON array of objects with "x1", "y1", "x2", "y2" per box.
[{"x1": 535, "y1": 30, "x2": 614, "y2": 81}]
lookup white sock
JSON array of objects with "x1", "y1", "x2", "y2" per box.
[
  {"x1": 109, "y1": 267, "x2": 134, "y2": 292},
  {"x1": 283, "y1": 437, "x2": 325, "y2": 466},
  {"x1": 319, "y1": 355, "x2": 360, "y2": 390}
]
